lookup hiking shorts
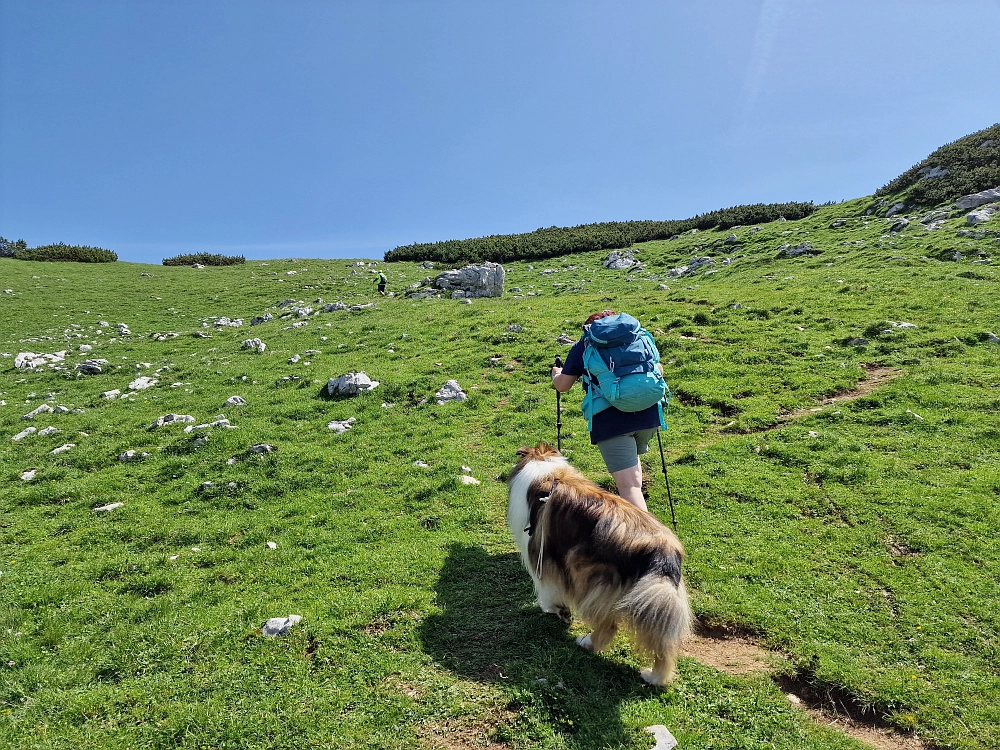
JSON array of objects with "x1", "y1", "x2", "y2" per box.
[{"x1": 595, "y1": 427, "x2": 659, "y2": 473}]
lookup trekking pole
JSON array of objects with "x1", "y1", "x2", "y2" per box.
[
  {"x1": 656, "y1": 429, "x2": 678, "y2": 533},
  {"x1": 553, "y1": 355, "x2": 563, "y2": 452}
]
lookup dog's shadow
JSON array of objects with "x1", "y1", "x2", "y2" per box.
[{"x1": 418, "y1": 543, "x2": 656, "y2": 748}]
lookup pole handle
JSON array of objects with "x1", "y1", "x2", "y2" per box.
[{"x1": 554, "y1": 355, "x2": 562, "y2": 368}]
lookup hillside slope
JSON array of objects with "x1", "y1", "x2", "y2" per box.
[{"x1": 2, "y1": 201, "x2": 1000, "y2": 750}]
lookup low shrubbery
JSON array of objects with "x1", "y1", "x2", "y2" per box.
[
  {"x1": 0, "y1": 236, "x2": 28, "y2": 258},
  {"x1": 6, "y1": 242, "x2": 118, "y2": 263},
  {"x1": 162, "y1": 252, "x2": 246, "y2": 266},
  {"x1": 875, "y1": 122, "x2": 1000, "y2": 208},
  {"x1": 384, "y1": 201, "x2": 816, "y2": 264}
]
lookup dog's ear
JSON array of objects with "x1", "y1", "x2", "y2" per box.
[{"x1": 516, "y1": 446, "x2": 531, "y2": 457}]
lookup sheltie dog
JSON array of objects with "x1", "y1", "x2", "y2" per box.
[{"x1": 507, "y1": 442, "x2": 692, "y2": 684}]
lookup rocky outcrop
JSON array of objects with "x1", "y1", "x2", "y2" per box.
[
  {"x1": 955, "y1": 187, "x2": 1000, "y2": 210},
  {"x1": 432, "y1": 262, "x2": 505, "y2": 298},
  {"x1": 327, "y1": 372, "x2": 379, "y2": 396}
]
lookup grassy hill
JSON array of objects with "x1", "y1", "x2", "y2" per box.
[{"x1": 2, "y1": 198, "x2": 1000, "y2": 749}]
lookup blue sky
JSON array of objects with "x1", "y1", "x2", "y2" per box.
[{"x1": 2, "y1": 1, "x2": 999, "y2": 264}]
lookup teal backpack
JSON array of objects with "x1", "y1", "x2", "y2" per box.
[{"x1": 580, "y1": 313, "x2": 669, "y2": 430}]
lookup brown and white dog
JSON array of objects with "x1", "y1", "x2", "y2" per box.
[{"x1": 507, "y1": 442, "x2": 692, "y2": 685}]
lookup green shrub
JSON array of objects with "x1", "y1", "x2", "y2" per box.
[
  {"x1": 162, "y1": 253, "x2": 246, "y2": 266},
  {"x1": 384, "y1": 201, "x2": 816, "y2": 264},
  {"x1": 874, "y1": 122, "x2": 1000, "y2": 208},
  {"x1": 14, "y1": 243, "x2": 117, "y2": 263},
  {"x1": 0, "y1": 236, "x2": 29, "y2": 258}
]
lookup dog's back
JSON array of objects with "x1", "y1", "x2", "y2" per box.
[{"x1": 509, "y1": 442, "x2": 692, "y2": 684}]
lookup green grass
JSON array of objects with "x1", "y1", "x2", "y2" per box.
[{"x1": 2, "y1": 200, "x2": 999, "y2": 749}]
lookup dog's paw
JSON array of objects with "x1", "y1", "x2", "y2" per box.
[
  {"x1": 556, "y1": 605, "x2": 572, "y2": 624},
  {"x1": 576, "y1": 634, "x2": 594, "y2": 651},
  {"x1": 640, "y1": 668, "x2": 670, "y2": 686}
]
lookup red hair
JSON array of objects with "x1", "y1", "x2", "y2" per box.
[{"x1": 584, "y1": 309, "x2": 617, "y2": 327}]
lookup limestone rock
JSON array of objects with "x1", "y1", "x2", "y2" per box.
[
  {"x1": 885, "y1": 202, "x2": 906, "y2": 216},
  {"x1": 93, "y1": 502, "x2": 124, "y2": 512},
  {"x1": 507, "y1": 324, "x2": 522, "y2": 333},
  {"x1": 225, "y1": 395, "x2": 247, "y2": 406},
  {"x1": 119, "y1": 450, "x2": 151, "y2": 462},
  {"x1": 76, "y1": 359, "x2": 108, "y2": 374},
  {"x1": 262, "y1": 615, "x2": 302, "y2": 636},
  {"x1": 603, "y1": 250, "x2": 637, "y2": 270},
  {"x1": 251, "y1": 313, "x2": 273, "y2": 325},
  {"x1": 13, "y1": 427, "x2": 37, "y2": 441},
  {"x1": 557, "y1": 334, "x2": 576, "y2": 345},
  {"x1": 918, "y1": 165, "x2": 949, "y2": 179},
  {"x1": 183, "y1": 418, "x2": 234, "y2": 433},
  {"x1": 955, "y1": 187, "x2": 1000, "y2": 210},
  {"x1": 38, "y1": 426, "x2": 60, "y2": 437},
  {"x1": 781, "y1": 243, "x2": 818, "y2": 258},
  {"x1": 21, "y1": 469, "x2": 37, "y2": 481},
  {"x1": 22, "y1": 404, "x2": 54, "y2": 420},
  {"x1": 128, "y1": 376, "x2": 158, "y2": 391},
  {"x1": 435, "y1": 380, "x2": 467, "y2": 404},
  {"x1": 149, "y1": 414, "x2": 196, "y2": 429},
  {"x1": 327, "y1": 372, "x2": 379, "y2": 396},
  {"x1": 433, "y1": 262, "x2": 505, "y2": 297},
  {"x1": 50, "y1": 443, "x2": 75, "y2": 455},
  {"x1": 967, "y1": 203, "x2": 998, "y2": 225},
  {"x1": 248, "y1": 443, "x2": 277, "y2": 454},
  {"x1": 323, "y1": 302, "x2": 348, "y2": 312},
  {"x1": 458, "y1": 475, "x2": 481, "y2": 485},
  {"x1": 242, "y1": 338, "x2": 267, "y2": 353},
  {"x1": 327, "y1": 417, "x2": 357, "y2": 434},
  {"x1": 102, "y1": 389, "x2": 122, "y2": 400}
]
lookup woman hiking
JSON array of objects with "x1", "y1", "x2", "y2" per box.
[{"x1": 551, "y1": 309, "x2": 666, "y2": 511}]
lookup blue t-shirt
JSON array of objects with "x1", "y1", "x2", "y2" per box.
[{"x1": 562, "y1": 338, "x2": 662, "y2": 444}]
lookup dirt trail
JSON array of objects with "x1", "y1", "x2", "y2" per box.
[{"x1": 684, "y1": 630, "x2": 927, "y2": 750}]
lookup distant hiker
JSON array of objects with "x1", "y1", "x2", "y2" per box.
[
  {"x1": 376, "y1": 270, "x2": 387, "y2": 296},
  {"x1": 551, "y1": 310, "x2": 667, "y2": 511}
]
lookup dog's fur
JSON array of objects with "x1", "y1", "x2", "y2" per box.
[{"x1": 507, "y1": 442, "x2": 692, "y2": 684}]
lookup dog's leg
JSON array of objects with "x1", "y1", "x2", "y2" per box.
[
  {"x1": 576, "y1": 620, "x2": 618, "y2": 652},
  {"x1": 534, "y1": 580, "x2": 571, "y2": 622},
  {"x1": 640, "y1": 645, "x2": 679, "y2": 686}
]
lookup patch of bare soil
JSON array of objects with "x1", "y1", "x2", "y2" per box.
[
  {"x1": 777, "y1": 364, "x2": 903, "y2": 422},
  {"x1": 417, "y1": 711, "x2": 517, "y2": 750},
  {"x1": 684, "y1": 628, "x2": 928, "y2": 750}
]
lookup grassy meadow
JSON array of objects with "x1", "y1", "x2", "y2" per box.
[{"x1": 2, "y1": 200, "x2": 999, "y2": 749}]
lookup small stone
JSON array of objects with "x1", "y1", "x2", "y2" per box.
[
  {"x1": 93, "y1": 502, "x2": 124, "y2": 512},
  {"x1": 435, "y1": 380, "x2": 467, "y2": 404},
  {"x1": 149, "y1": 414, "x2": 196, "y2": 429},
  {"x1": 22, "y1": 403, "x2": 54, "y2": 420},
  {"x1": 644, "y1": 725, "x2": 678, "y2": 750},
  {"x1": 193, "y1": 436, "x2": 209, "y2": 447},
  {"x1": 846, "y1": 338, "x2": 869, "y2": 346},
  {"x1": 507, "y1": 324, "x2": 522, "y2": 333},
  {"x1": 119, "y1": 450, "x2": 151, "y2": 462},
  {"x1": 200, "y1": 481, "x2": 214, "y2": 490},
  {"x1": 808, "y1": 431, "x2": 818, "y2": 438},
  {"x1": 79, "y1": 344, "x2": 93, "y2": 352},
  {"x1": 261, "y1": 614, "x2": 302, "y2": 637},
  {"x1": 38, "y1": 426, "x2": 60, "y2": 436},
  {"x1": 102, "y1": 389, "x2": 122, "y2": 400},
  {"x1": 288, "y1": 354, "x2": 301, "y2": 364},
  {"x1": 183, "y1": 418, "x2": 233, "y2": 433},
  {"x1": 53, "y1": 405, "x2": 71, "y2": 414},
  {"x1": 556, "y1": 334, "x2": 576, "y2": 345},
  {"x1": 327, "y1": 372, "x2": 379, "y2": 396},
  {"x1": 75, "y1": 359, "x2": 108, "y2": 374},
  {"x1": 248, "y1": 443, "x2": 277, "y2": 454},
  {"x1": 458, "y1": 475, "x2": 481, "y2": 485},
  {"x1": 20, "y1": 469, "x2": 37, "y2": 481},
  {"x1": 891, "y1": 321, "x2": 918, "y2": 329},
  {"x1": 128, "y1": 376, "x2": 158, "y2": 391},
  {"x1": 12, "y1": 427, "x2": 37, "y2": 441},
  {"x1": 50, "y1": 443, "x2": 75, "y2": 454},
  {"x1": 461, "y1": 465, "x2": 472, "y2": 474},
  {"x1": 327, "y1": 417, "x2": 357, "y2": 434},
  {"x1": 242, "y1": 338, "x2": 267, "y2": 353},
  {"x1": 225, "y1": 395, "x2": 247, "y2": 406},
  {"x1": 414, "y1": 460, "x2": 430, "y2": 469},
  {"x1": 266, "y1": 541, "x2": 277, "y2": 550}
]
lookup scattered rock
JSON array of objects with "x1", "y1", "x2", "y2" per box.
[
  {"x1": 830, "y1": 219, "x2": 846, "y2": 228},
  {"x1": 556, "y1": 334, "x2": 576, "y2": 345},
  {"x1": 102, "y1": 389, "x2": 122, "y2": 400},
  {"x1": 193, "y1": 332, "x2": 212, "y2": 338},
  {"x1": 266, "y1": 541, "x2": 277, "y2": 550},
  {"x1": 38, "y1": 426, "x2": 60, "y2": 436},
  {"x1": 918, "y1": 165, "x2": 949, "y2": 179},
  {"x1": 985, "y1": 332, "x2": 1000, "y2": 344},
  {"x1": 885, "y1": 202, "x2": 906, "y2": 216},
  {"x1": 507, "y1": 324, "x2": 522, "y2": 333},
  {"x1": 891, "y1": 321, "x2": 918, "y2": 329},
  {"x1": 323, "y1": 302, "x2": 348, "y2": 312},
  {"x1": 128, "y1": 376, "x2": 158, "y2": 391},
  {"x1": 603, "y1": 250, "x2": 640, "y2": 270},
  {"x1": 15, "y1": 351, "x2": 67, "y2": 369},
  {"x1": 22, "y1": 403, "x2": 54, "y2": 420},
  {"x1": 724, "y1": 233, "x2": 739, "y2": 244},
  {"x1": 967, "y1": 203, "x2": 998, "y2": 225},
  {"x1": 149, "y1": 414, "x2": 196, "y2": 429},
  {"x1": 413, "y1": 460, "x2": 430, "y2": 468},
  {"x1": 225, "y1": 395, "x2": 247, "y2": 406},
  {"x1": 151, "y1": 332, "x2": 179, "y2": 341},
  {"x1": 846, "y1": 338, "x2": 869, "y2": 346},
  {"x1": 887, "y1": 217, "x2": 909, "y2": 233},
  {"x1": 327, "y1": 417, "x2": 357, "y2": 434},
  {"x1": 262, "y1": 614, "x2": 302, "y2": 637},
  {"x1": 119, "y1": 450, "x2": 151, "y2": 462},
  {"x1": 644, "y1": 725, "x2": 678, "y2": 750},
  {"x1": 13, "y1": 427, "x2": 37, "y2": 441},
  {"x1": 920, "y1": 209, "x2": 950, "y2": 224},
  {"x1": 980, "y1": 139, "x2": 997, "y2": 148},
  {"x1": 75, "y1": 359, "x2": 108, "y2": 374},
  {"x1": 955, "y1": 186, "x2": 1000, "y2": 210},
  {"x1": 419, "y1": 260, "x2": 434, "y2": 268},
  {"x1": 192, "y1": 436, "x2": 209, "y2": 447},
  {"x1": 433, "y1": 262, "x2": 505, "y2": 297},
  {"x1": 781, "y1": 243, "x2": 818, "y2": 258},
  {"x1": 50, "y1": 443, "x2": 75, "y2": 454},
  {"x1": 435, "y1": 380, "x2": 467, "y2": 404},
  {"x1": 21, "y1": 469, "x2": 37, "y2": 481},
  {"x1": 79, "y1": 344, "x2": 93, "y2": 352},
  {"x1": 458, "y1": 475, "x2": 481, "y2": 485},
  {"x1": 248, "y1": 443, "x2": 277, "y2": 454},
  {"x1": 288, "y1": 354, "x2": 301, "y2": 364},
  {"x1": 350, "y1": 303, "x2": 376, "y2": 311},
  {"x1": 183, "y1": 418, "x2": 234, "y2": 433},
  {"x1": 327, "y1": 372, "x2": 379, "y2": 396},
  {"x1": 242, "y1": 338, "x2": 267, "y2": 353},
  {"x1": 93, "y1": 502, "x2": 124, "y2": 512},
  {"x1": 251, "y1": 313, "x2": 273, "y2": 325}
]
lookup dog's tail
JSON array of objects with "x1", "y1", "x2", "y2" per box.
[{"x1": 616, "y1": 573, "x2": 693, "y2": 656}]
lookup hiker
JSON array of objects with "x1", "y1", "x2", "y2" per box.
[
  {"x1": 375, "y1": 270, "x2": 388, "y2": 296},
  {"x1": 551, "y1": 310, "x2": 666, "y2": 511}
]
